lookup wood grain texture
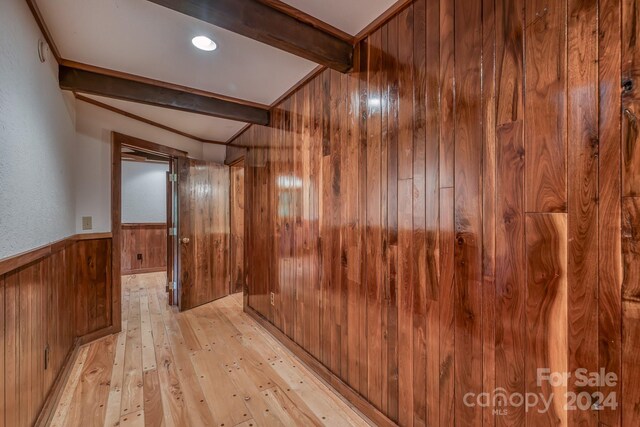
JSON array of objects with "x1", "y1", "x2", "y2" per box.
[
  {"x1": 495, "y1": 120, "x2": 526, "y2": 426},
  {"x1": 178, "y1": 159, "x2": 231, "y2": 310},
  {"x1": 526, "y1": 213, "x2": 568, "y2": 426},
  {"x1": 230, "y1": 1, "x2": 635, "y2": 425},
  {"x1": 60, "y1": 65, "x2": 270, "y2": 125},
  {"x1": 50, "y1": 274, "x2": 370, "y2": 427},
  {"x1": 121, "y1": 224, "x2": 167, "y2": 275},
  {"x1": 0, "y1": 235, "x2": 112, "y2": 426},
  {"x1": 453, "y1": 0, "x2": 483, "y2": 425},
  {"x1": 567, "y1": 1, "x2": 599, "y2": 425},
  {"x1": 599, "y1": 0, "x2": 623, "y2": 425},
  {"x1": 623, "y1": 0, "x2": 640, "y2": 196},
  {"x1": 524, "y1": 0, "x2": 567, "y2": 212},
  {"x1": 75, "y1": 239, "x2": 113, "y2": 337},
  {"x1": 495, "y1": 0, "x2": 527, "y2": 425},
  {"x1": 622, "y1": 197, "x2": 640, "y2": 424}
]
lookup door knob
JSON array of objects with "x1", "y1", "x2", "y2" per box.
[{"x1": 181, "y1": 237, "x2": 190, "y2": 244}]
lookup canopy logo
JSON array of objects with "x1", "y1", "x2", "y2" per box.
[{"x1": 463, "y1": 368, "x2": 618, "y2": 416}]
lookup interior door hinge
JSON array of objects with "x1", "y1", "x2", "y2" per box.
[
  {"x1": 169, "y1": 227, "x2": 177, "y2": 236},
  {"x1": 169, "y1": 173, "x2": 178, "y2": 183}
]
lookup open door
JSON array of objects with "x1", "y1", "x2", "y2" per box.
[{"x1": 177, "y1": 158, "x2": 230, "y2": 311}]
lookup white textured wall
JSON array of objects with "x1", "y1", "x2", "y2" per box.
[
  {"x1": 74, "y1": 100, "x2": 221, "y2": 233},
  {"x1": 0, "y1": 0, "x2": 77, "y2": 258},
  {"x1": 122, "y1": 161, "x2": 169, "y2": 223},
  {"x1": 203, "y1": 143, "x2": 228, "y2": 163}
]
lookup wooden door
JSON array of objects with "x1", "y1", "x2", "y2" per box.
[{"x1": 178, "y1": 158, "x2": 230, "y2": 311}]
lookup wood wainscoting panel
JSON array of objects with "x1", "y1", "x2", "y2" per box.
[
  {"x1": 0, "y1": 234, "x2": 112, "y2": 426},
  {"x1": 75, "y1": 238, "x2": 113, "y2": 337},
  {"x1": 121, "y1": 224, "x2": 167, "y2": 275},
  {"x1": 231, "y1": 0, "x2": 636, "y2": 424}
]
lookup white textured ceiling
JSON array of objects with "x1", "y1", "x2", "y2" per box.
[
  {"x1": 80, "y1": 94, "x2": 245, "y2": 142},
  {"x1": 281, "y1": 0, "x2": 398, "y2": 35},
  {"x1": 36, "y1": 0, "x2": 398, "y2": 144},
  {"x1": 37, "y1": 0, "x2": 317, "y2": 105}
]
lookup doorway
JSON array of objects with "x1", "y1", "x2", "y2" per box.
[
  {"x1": 120, "y1": 151, "x2": 171, "y2": 276},
  {"x1": 112, "y1": 133, "x2": 182, "y2": 319},
  {"x1": 112, "y1": 132, "x2": 232, "y2": 321},
  {"x1": 229, "y1": 158, "x2": 245, "y2": 294}
]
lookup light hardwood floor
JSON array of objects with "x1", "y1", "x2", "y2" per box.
[{"x1": 49, "y1": 273, "x2": 371, "y2": 427}]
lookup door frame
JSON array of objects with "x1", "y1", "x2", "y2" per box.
[
  {"x1": 228, "y1": 157, "x2": 246, "y2": 296},
  {"x1": 227, "y1": 156, "x2": 248, "y2": 309},
  {"x1": 111, "y1": 132, "x2": 188, "y2": 330}
]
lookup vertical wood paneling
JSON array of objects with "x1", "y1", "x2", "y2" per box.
[
  {"x1": 621, "y1": 8, "x2": 640, "y2": 423},
  {"x1": 357, "y1": 42, "x2": 370, "y2": 401},
  {"x1": 0, "y1": 276, "x2": 4, "y2": 427},
  {"x1": 424, "y1": 0, "x2": 440, "y2": 424},
  {"x1": 453, "y1": 0, "x2": 484, "y2": 425},
  {"x1": 567, "y1": 1, "x2": 599, "y2": 426},
  {"x1": 234, "y1": 1, "x2": 635, "y2": 425},
  {"x1": 439, "y1": 0, "x2": 455, "y2": 188},
  {"x1": 623, "y1": 0, "x2": 640, "y2": 196},
  {"x1": 366, "y1": 28, "x2": 384, "y2": 411},
  {"x1": 598, "y1": 0, "x2": 623, "y2": 425},
  {"x1": 0, "y1": 236, "x2": 107, "y2": 427},
  {"x1": 397, "y1": 4, "x2": 414, "y2": 424},
  {"x1": 622, "y1": 197, "x2": 640, "y2": 423},
  {"x1": 346, "y1": 42, "x2": 363, "y2": 395},
  {"x1": 526, "y1": 213, "x2": 568, "y2": 426},
  {"x1": 495, "y1": 120, "x2": 526, "y2": 426},
  {"x1": 438, "y1": 187, "x2": 455, "y2": 427},
  {"x1": 75, "y1": 239, "x2": 112, "y2": 336},
  {"x1": 384, "y1": 16, "x2": 399, "y2": 420},
  {"x1": 411, "y1": 1, "x2": 427, "y2": 423},
  {"x1": 481, "y1": 1, "x2": 496, "y2": 425},
  {"x1": 4, "y1": 273, "x2": 19, "y2": 427},
  {"x1": 121, "y1": 224, "x2": 167, "y2": 275},
  {"x1": 311, "y1": 74, "x2": 323, "y2": 362},
  {"x1": 495, "y1": 0, "x2": 525, "y2": 425},
  {"x1": 525, "y1": 0, "x2": 567, "y2": 212},
  {"x1": 330, "y1": 69, "x2": 344, "y2": 377}
]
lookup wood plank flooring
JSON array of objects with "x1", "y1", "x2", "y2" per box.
[{"x1": 49, "y1": 273, "x2": 370, "y2": 427}]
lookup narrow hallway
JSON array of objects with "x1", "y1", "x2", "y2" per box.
[{"x1": 50, "y1": 273, "x2": 370, "y2": 426}]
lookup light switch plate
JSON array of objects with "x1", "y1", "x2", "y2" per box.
[{"x1": 82, "y1": 216, "x2": 93, "y2": 230}]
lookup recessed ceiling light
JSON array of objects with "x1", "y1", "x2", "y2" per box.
[{"x1": 192, "y1": 36, "x2": 217, "y2": 51}]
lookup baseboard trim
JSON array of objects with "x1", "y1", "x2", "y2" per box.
[
  {"x1": 35, "y1": 323, "x2": 121, "y2": 425},
  {"x1": 244, "y1": 306, "x2": 397, "y2": 427},
  {"x1": 122, "y1": 267, "x2": 167, "y2": 275},
  {"x1": 34, "y1": 338, "x2": 82, "y2": 427},
  {"x1": 78, "y1": 324, "x2": 120, "y2": 346}
]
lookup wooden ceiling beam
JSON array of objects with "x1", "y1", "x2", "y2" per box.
[
  {"x1": 145, "y1": 0, "x2": 354, "y2": 73},
  {"x1": 60, "y1": 65, "x2": 270, "y2": 125}
]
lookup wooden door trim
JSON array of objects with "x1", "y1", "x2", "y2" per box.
[{"x1": 112, "y1": 132, "x2": 185, "y2": 331}]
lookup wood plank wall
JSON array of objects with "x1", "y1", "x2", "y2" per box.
[
  {"x1": 230, "y1": 164, "x2": 245, "y2": 293},
  {"x1": 234, "y1": 0, "x2": 639, "y2": 424},
  {"x1": 0, "y1": 236, "x2": 112, "y2": 426},
  {"x1": 121, "y1": 224, "x2": 167, "y2": 275}
]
